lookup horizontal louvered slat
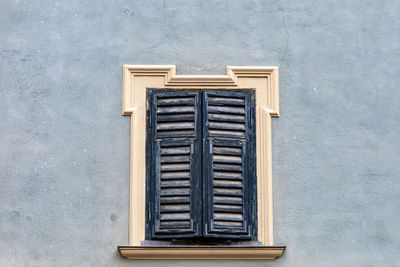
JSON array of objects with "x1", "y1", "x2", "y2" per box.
[
  {"x1": 160, "y1": 221, "x2": 191, "y2": 228},
  {"x1": 160, "y1": 181, "x2": 191, "y2": 188},
  {"x1": 213, "y1": 147, "x2": 242, "y2": 155},
  {"x1": 157, "y1": 97, "x2": 195, "y2": 106},
  {"x1": 160, "y1": 213, "x2": 191, "y2": 220},
  {"x1": 161, "y1": 204, "x2": 190, "y2": 212},
  {"x1": 213, "y1": 171, "x2": 242, "y2": 180},
  {"x1": 157, "y1": 122, "x2": 195, "y2": 130},
  {"x1": 157, "y1": 114, "x2": 195, "y2": 122},
  {"x1": 161, "y1": 172, "x2": 191, "y2": 180},
  {"x1": 160, "y1": 188, "x2": 190, "y2": 196},
  {"x1": 207, "y1": 106, "x2": 245, "y2": 114},
  {"x1": 160, "y1": 163, "x2": 190, "y2": 171},
  {"x1": 213, "y1": 196, "x2": 243, "y2": 205},
  {"x1": 209, "y1": 122, "x2": 246, "y2": 131},
  {"x1": 158, "y1": 130, "x2": 194, "y2": 137},
  {"x1": 208, "y1": 113, "x2": 245, "y2": 123},
  {"x1": 160, "y1": 196, "x2": 190, "y2": 204},
  {"x1": 160, "y1": 146, "x2": 190, "y2": 155},
  {"x1": 214, "y1": 188, "x2": 243, "y2": 196},
  {"x1": 213, "y1": 163, "x2": 242, "y2": 171},
  {"x1": 160, "y1": 155, "x2": 190, "y2": 163},
  {"x1": 213, "y1": 221, "x2": 243, "y2": 228},
  {"x1": 214, "y1": 180, "x2": 243, "y2": 188},
  {"x1": 214, "y1": 213, "x2": 243, "y2": 221},
  {"x1": 207, "y1": 96, "x2": 245, "y2": 106},
  {"x1": 157, "y1": 106, "x2": 195, "y2": 114},
  {"x1": 160, "y1": 209, "x2": 191, "y2": 214},
  {"x1": 214, "y1": 204, "x2": 243, "y2": 213},
  {"x1": 213, "y1": 154, "x2": 242, "y2": 164},
  {"x1": 208, "y1": 130, "x2": 245, "y2": 137}
]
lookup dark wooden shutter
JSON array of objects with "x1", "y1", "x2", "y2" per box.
[
  {"x1": 203, "y1": 90, "x2": 256, "y2": 239},
  {"x1": 147, "y1": 89, "x2": 201, "y2": 239}
]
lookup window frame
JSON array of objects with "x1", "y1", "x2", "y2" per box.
[{"x1": 119, "y1": 65, "x2": 285, "y2": 260}]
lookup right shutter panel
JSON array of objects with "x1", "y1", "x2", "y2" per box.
[
  {"x1": 148, "y1": 89, "x2": 201, "y2": 239},
  {"x1": 203, "y1": 90, "x2": 256, "y2": 240}
]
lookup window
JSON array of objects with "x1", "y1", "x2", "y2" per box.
[
  {"x1": 146, "y1": 89, "x2": 257, "y2": 241},
  {"x1": 118, "y1": 65, "x2": 285, "y2": 259}
]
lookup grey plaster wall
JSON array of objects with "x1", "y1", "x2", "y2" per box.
[{"x1": 1, "y1": 0, "x2": 399, "y2": 266}]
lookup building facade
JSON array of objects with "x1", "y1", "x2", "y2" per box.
[{"x1": 1, "y1": 0, "x2": 399, "y2": 266}]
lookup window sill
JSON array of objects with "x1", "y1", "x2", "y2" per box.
[{"x1": 118, "y1": 246, "x2": 285, "y2": 260}]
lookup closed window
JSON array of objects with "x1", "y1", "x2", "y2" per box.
[{"x1": 146, "y1": 89, "x2": 257, "y2": 241}]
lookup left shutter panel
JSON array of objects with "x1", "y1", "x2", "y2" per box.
[{"x1": 148, "y1": 90, "x2": 202, "y2": 239}]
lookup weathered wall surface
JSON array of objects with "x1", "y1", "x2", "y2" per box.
[{"x1": 1, "y1": 0, "x2": 399, "y2": 266}]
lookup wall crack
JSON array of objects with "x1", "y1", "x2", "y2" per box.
[{"x1": 279, "y1": 0, "x2": 289, "y2": 69}]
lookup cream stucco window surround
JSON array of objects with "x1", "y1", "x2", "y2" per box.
[{"x1": 118, "y1": 65, "x2": 285, "y2": 259}]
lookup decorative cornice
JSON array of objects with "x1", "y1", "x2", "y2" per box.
[
  {"x1": 118, "y1": 246, "x2": 285, "y2": 260},
  {"x1": 122, "y1": 65, "x2": 279, "y2": 116}
]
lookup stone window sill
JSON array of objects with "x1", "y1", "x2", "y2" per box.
[{"x1": 118, "y1": 246, "x2": 285, "y2": 260}]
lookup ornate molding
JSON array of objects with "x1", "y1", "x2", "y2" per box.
[
  {"x1": 118, "y1": 246, "x2": 285, "y2": 260},
  {"x1": 123, "y1": 65, "x2": 279, "y2": 116},
  {"x1": 121, "y1": 65, "x2": 279, "y2": 248}
]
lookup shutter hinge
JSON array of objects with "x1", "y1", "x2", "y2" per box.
[
  {"x1": 149, "y1": 108, "x2": 152, "y2": 127},
  {"x1": 148, "y1": 201, "x2": 151, "y2": 221},
  {"x1": 149, "y1": 114, "x2": 151, "y2": 127}
]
